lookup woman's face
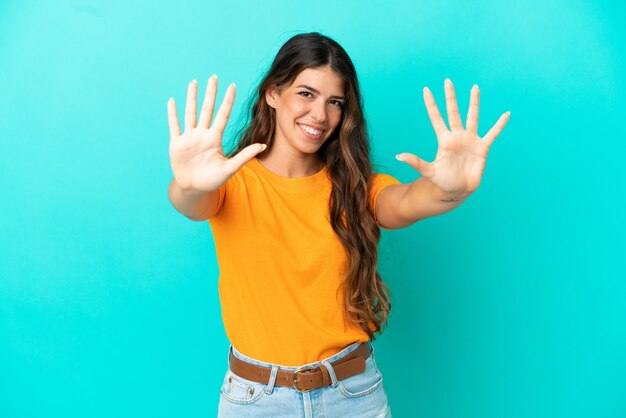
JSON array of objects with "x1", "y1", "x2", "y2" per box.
[{"x1": 266, "y1": 66, "x2": 345, "y2": 156}]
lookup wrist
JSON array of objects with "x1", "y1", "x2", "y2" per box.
[
  {"x1": 173, "y1": 179, "x2": 207, "y2": 197},
  {"x1": 426, "y1": 180, "x2": 471, "y2": 202}
]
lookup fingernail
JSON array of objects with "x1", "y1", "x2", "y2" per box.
[
  {"x1": 395, "y1": 154, "x2": 403, "y2": 161},
  {"x1": 445, "y1": 78, "x2": 452, "y2": 85},
  {"x1": 192, "y1": 79, "x2": 197, "y2": 84},
  {"x1": 473, "y1": 84, "x2": 479, "y2": 90},
  {"x1": 260, "y1": 144, "x2": 267, "y2": 151}
]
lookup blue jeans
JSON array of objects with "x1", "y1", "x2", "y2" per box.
[{"x1": 218, "y1": 341, "x2": 392, "y2": 417}]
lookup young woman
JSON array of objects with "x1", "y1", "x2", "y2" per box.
[{"x1": 167, "y1": 32, "x2": 509, "y2": 417}]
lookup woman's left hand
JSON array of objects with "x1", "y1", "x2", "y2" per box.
[{"x1": 396, "y1": 79, "x2": 510, "y2": 197}]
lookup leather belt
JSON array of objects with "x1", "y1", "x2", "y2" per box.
[{"x1": 228, "y1": 343, "x2": 371, "y2": 393}]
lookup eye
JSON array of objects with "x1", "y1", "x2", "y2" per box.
[
  {"x1": 330, "y1": 99, "x2": 344, "y2": 108},
  {"x1": 298, "y1": 91, "x2": 313, "y2": 98}
]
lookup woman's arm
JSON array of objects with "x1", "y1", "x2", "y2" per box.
[
  {"x1": 168, "y1": 179, "x2": 222, "y2": 222},
  {"x1": 166, "y1": 76, "x2": 266, "y2": 222},
  {"x1": 375, "y1": 178, "x2": 469, "y2": 229}
]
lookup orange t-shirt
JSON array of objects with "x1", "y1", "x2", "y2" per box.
[{"x1": 207, "y1": 157, "x2": 401, "y2": 366}]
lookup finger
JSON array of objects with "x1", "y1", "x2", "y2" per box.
[
  {"x1": 466, "y1": 84, "x2": 480, "y2": 135},
  {"x1": 445, "y1": 78, "x2": 464, "y2": 131},
  {"x1": 227, "y1": 143, "x2": 267, "y2": 173},
  {"x1": 184, "y1": 80, "x2": 198, "y2": 130},
  {"x1": 483, "y1": 111, "x2": 511, "y2": 147},
  {"x1": 395, "y1": 152, "x2": 432, "y2": 177},
  {"x1": 212, "y1": 83, "x2": 237, "y2": 135},
  {"x1": 167, "y1": 98, "x2": 181, "y2": 141},
  {"x1": 199, "y1": 75, "x2": 218, "y2": 129},
  {"x1": 423, "y1": 87, "x2": 448, "y2": 138}
]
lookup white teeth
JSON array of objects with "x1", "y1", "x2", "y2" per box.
[{"x1": 300, "y1": 124, "x2": 323, "y2": 135}]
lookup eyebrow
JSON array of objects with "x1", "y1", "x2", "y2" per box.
[{"x1": 296, "y1": 85, "x2": 345, "y2": 100}]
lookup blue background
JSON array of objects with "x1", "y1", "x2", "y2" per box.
[{"x1": 1, "y1": 1, "x2": 624, "y2": 417}]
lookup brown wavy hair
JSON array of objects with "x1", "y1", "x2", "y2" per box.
[{"x1": 226, "y1": 32, "x2": 391, "y2": 341}]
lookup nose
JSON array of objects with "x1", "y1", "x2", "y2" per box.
[{"x1": 309, "y1": 100, "x2": 327, "y2": 123}]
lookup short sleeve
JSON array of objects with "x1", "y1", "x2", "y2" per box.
[
  {"x1": 206, "y1": 167, "x2": 247, "y2": 220},
  {"x1": 206, "y1": 182, "x2": 228, "y2": 219},
  {"x1": 369, "y1": 173, "x2": 402, "y2": 229}
]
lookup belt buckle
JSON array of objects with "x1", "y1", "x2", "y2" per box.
[{"x1": 293, "y1": 366, "x2": 317, "y2": 393}]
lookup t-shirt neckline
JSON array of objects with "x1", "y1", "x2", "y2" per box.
[{"x1": 249, "y1": 157, "x2": 328, "y2": 191}]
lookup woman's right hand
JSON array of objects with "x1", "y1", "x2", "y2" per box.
[{"x1": 167, "y1": 75, "x2": 266, "y2": 193}]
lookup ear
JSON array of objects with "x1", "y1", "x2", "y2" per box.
[{"x1": 265, "y1": 86, "x2": 278, "y2": 109}]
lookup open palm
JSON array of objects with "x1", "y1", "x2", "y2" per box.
[
  {"x1": 167, "y1": 76, "x2": 265, "y2": 193},
  {"x1": 397, "y1": 79, "x2": 510, "y2": 196}
]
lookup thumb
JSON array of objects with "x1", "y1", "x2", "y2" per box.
[
  {"x1": 228, "y1": 143, "x2": 267, "y2": 172},
  {"x1": 395, "y1": 152, "x2": 429, "y2": 176}
]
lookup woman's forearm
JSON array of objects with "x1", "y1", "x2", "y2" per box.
[
  {"x1": 400, "y1": 177, "x2": 469, "y2": 222},
  {"x1": 167, "y1": 179, "x2": 221, "y2": 221},
  {"x1": 376, "y1": 177, "x2": 471, "y2": 229}
]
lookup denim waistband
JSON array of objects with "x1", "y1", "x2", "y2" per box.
[{"x1": 228, "y1": 340, "x2": 373, "y2": 371}]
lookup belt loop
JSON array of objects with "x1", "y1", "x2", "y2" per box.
[
  {"x1": 321, "y1": 359, "x2": 339, "y2": 388},
  {"x1": 265, "y1": 365, "x2": 279, "y2": 395}
]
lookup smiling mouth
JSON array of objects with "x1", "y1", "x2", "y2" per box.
[{"x1": 298, "y1": 123, "x2": 325, "y2": 138}]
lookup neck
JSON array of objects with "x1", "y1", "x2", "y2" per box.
[{"x1": 257, "y1": 143, "x2": 324, "y2": 178}]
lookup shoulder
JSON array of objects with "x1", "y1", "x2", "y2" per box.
[
  {"x1": 370, "y1": 172, "x2": 402, "y2": 191},
  {"x1": 368, "y1": 170, "x2": 401, "y2": 207}
]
